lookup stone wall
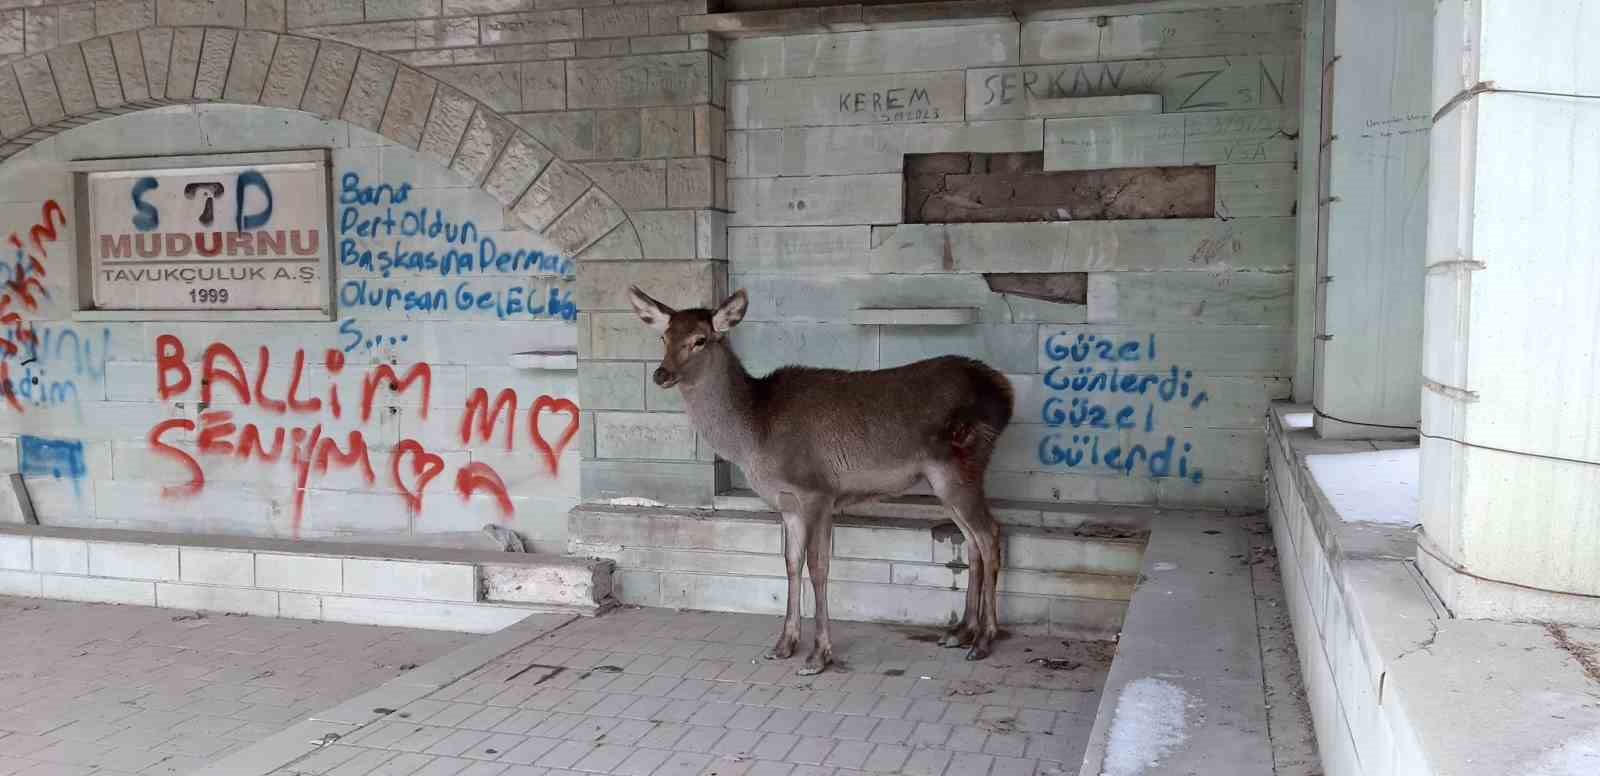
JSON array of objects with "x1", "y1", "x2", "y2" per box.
[{"x1": 715, "y1": 2, "x2": 1302, "y2": 510}]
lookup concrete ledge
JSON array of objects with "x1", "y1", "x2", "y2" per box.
[
  {"x1": 681, "y1": 0, "x2": 1289, "y2": 36},
  {"x1": 1266, "y1": 403, "x2": 1600, "y2": 776},
  {"x1": 848, "y1": 307, "x2": 979, "y2": 326},
  {"x1": 569, "y1": 504, "x2": 1146, "y2": 638},
  {"x1": 0, "y1": 524, "x2": 614, "y2": 631}
]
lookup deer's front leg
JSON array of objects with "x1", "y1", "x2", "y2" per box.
[
  {"x1": 765, "y1": 506, "x2": 808, "y2": 661},
  {"x1": 800, "y1": 506, "x2": 834, "y2": 676}
]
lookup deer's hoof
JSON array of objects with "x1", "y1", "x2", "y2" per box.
[
  {"x1": 799, "y1": 651, "x2": 832, "y2": 676},
  {"x1": 940, "y1": 629, "x2": 973, "y2": 649},
  {"x1": 764, "y1": 640, "x2": 797, "y2": 661},
  {"x1": 965, "y1": 643, "x2": 992, "y2": 662}
]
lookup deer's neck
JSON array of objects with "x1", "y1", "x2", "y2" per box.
[{"x1": 679, "y1": 346, "x2": 760, "y2": 465}]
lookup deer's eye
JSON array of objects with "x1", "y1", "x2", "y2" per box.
[{"x1": 692, "y1": 335, "x2": 707, "y2": 348}]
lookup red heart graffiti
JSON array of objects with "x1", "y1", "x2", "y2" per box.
[
  {"x1": 529, "y1": 395, "x2": 580, "y2": 476},
  {"x1": 391, "y1": 439, "x2": 444, "y2": 514}
]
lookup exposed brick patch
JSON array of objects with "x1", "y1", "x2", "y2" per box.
[{"x1": 903, "y1": 152, "x2": 1216, "y2": 224}]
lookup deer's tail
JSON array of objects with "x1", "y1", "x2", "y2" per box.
[{"x1": 948, "y1": 360, "x2": 1015, "y2": 483}]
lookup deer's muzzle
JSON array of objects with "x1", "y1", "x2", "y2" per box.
[{"x1": 653, "y1": 366, "x2": 679, "y2": 388}]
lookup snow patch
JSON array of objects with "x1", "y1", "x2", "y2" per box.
[
  {"x1": 1102, "y1": 677, "x2": 1190, "y2": 776},
  {"x1": 1305, "y1": 447, "x2": 1420, "y2": 526},
  {"x1": 604, "y1": 497, "x2": 667, "y2": 508},
  {"x1": 1524, "y1": 729, "x2": 1600, "y2": 776}
]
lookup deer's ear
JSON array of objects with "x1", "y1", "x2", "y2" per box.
[
  {"x1": 629, "y1": 286, "x2": 673, "y2": 333},
  {"x1": 712, "y1": 289, "x2": 748, "y2": 333}
]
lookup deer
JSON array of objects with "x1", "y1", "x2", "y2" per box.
[{"x1": 628, "y1": 286, "x2": 1014, "y2": 675}]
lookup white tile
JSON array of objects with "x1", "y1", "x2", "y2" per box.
[
  {"x1": 0, "y1": 568, "x2": 41, "y2": 596},
  {"x1": 41, "y1": 574, "x2": 156, "y2": 605},
  {"x1": 342, "y1": 559, "x2": 478, "y2": 602},
  {"x1": 33, "y1": 537, "x2": 88, "y2": 574},
  {"x1": 156, "y1": 582, "x2": 280, "y2": 616},
  {"x1": 256, "y1": 553, "x2": 343, "y2": 593},
  {"x1": 0, "y1": 534, "x2": 30, "y2": 570},
  {"x1": 88, "y1": 542, "x2": 181, "y2": 581},
  {"x1": 180, "y1": 548, "x2": 256, "y2": 586}
]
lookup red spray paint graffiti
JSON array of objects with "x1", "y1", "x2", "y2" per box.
[
  {"x1": 149, "y1": 335, "x2": 579, "y2": 536},
  {"x1": 0, "y1": 200, "x2": 66, "y2": 410}
]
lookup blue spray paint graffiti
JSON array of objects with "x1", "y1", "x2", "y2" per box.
[
  {"x1": 339, "y1": 318, "x2": 410, "y2": 353},
  {"x1": 2, "y1": 325, "x2": 110, "y2": 412},
  {"x1": 19, "y1": 435, "x2": 88, "y2": 495},
  {"x1": 332, "y1": 172, "x2": 577, "y2": 321},
  {"x1": 1035, "y1": 333, "x2": 1209, "y2": 483}
]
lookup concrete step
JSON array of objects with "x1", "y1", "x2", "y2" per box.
[
  {"x1": 1077, "y1": 514, "x2": 1272, "y2": 776},
  {"x1": 715, "y1": 489, "x2": 1155, "y2": 536},
  {"x1": 0, "y1": 524, "x2": 615, "y2": 632},
  {"x1": 567, "y1": 504, "x2": 1150, "y2": 639}
]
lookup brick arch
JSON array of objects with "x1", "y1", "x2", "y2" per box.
[{"x1": 0, "y1": 26, "x2": 645, "y2": 258}]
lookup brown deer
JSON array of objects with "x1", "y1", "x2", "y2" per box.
[{"x1": 628, "y1": 286, "x2": 1014, "y2": 674}]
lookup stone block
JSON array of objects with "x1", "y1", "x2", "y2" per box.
[
  {"x1": 32, "y1": 538, "x2": 86, "y2": 574},
  {"x1": 579, "y1": 160, "x2": 665, "y2": 210},
  {"x1": 1216, "y1": 162, "x2": 1296, "y2": 218},
  {"x1": 158, "y1": 0, "x2": 245, "y2": 26},
  {"x1": 729, "y1": 226, "x2": 869, "y2": 275},
  {"x1": 483, "y1": 133, "x2": 553, "y2": 205},
  {"x1": 511, "y1": 158, "x2": 588, "y2": 229},
  {"x1": 779, "y1": 120, "x2": 1042, "y2": 176},
  {"x1": 632, "y1": 34, "x2": 688, "y2": 54},
  {"x1": 0, "y1": 66, "x2": 29, "y2": 140},
  {"x1": 417, "y1": 86, "x2": 474, "y2": 167},
  {"x1": 578, "y1": 38, "x2": 628, "y2": 57},
  {"x1": 869, "y1": 219, "x2": 1296, "y2": 274},
  {"x1": 546, "y1": 187, "x2": 626, "y2": 255},
  {"x1": 728, "y1": 23, "x2": 1017, "y2": 79},
  {"x1": 63, "y1": 5, "x2": 97, "y2": 45},
  {"x1": 190, "y1": 28, "x2": 235, "y2": 101},
  {"x1": 247, "y1": 0, "x2": 287, "y2": 30},
  {"x1": 1020, "y1": 18, "x2": 1099, "y2": 64},
  {"x1": 428, "y1": 62, "x2": 520, "y2": 113},
  {"x1": 46, "y1": 46, "x2": 94, "y2": 115},
  {"x1": 157, "y1": 583, "x2": 280, "y2": 616},
  {"x1": 631, "y1": 209, "x2": 695, "y2": 259},
  {"x1": 611, "y1": 569, "x2": 659, "y2": 606},
  {"x1": 22, "y1": 9, "x2": 56, "y2": 55},
  {"x1": 341, "y1": 51, "x2": 399, "y2": 131},
  {"x1": 661, "y1": 571, "x2": 786, "y2": 614},
  {"x1": 96, "y1": 0, "x2": 154, "y2": 36},
  {"x1": 594, "y1": 109, "x2": 641, "y2": 157},
  {"x1": 645, "y1": 380, "x2": 683, "y2": 412},
  {"x1": 566, "y1": 52, "x2": 709, "y2": 110},
  {"x1": 288, "y1": 0, "x2": 363, "y2": 26},
  {"x1": 580, "y1": 361, "x2": 646, "y2": 410},
  {"x1": 0, "y1": 535, "x2": 29, "y2": 570},
  {"x1": 520, "y1": 60, "x2": 564, "y2": 111},
  {"x1": 728, "y1": 174, "x2": 900, "y2": 227},
  {"x1": 1036, "y1": 323, "x2": 1291, "y2": 377},
  {"x1": 257, "y1": 553, "x2": 342, "y2": 593},
  {"x1": 729, "y1": 322, "x2": 877, "y2": 374},
  {"x1": 694, "y1": 104, "x2": 723, "y2": 158},
  {"x1": 514, "y1": 110, "x2": 595, "y2": 160},
  {"x1": 583, "y1": 6, "x2": 649, "y2": 38},
  {"x1": 696, "y1": 209, "x2": 724, "y2": 260},
  {"x1": 223, "y1": 30, "x2": 277, "y2": 103},
  {"x1": 317, "y1": 594, "x2": 532, "y2": 632},
  {"x1": 139, "y1": 27, "x2": 173, "y2": 99},
  {"x1": 578, "y1": 222, "x2": 643, "y2": 260},
  {"x1": 481, "y1": 559, "x2": 611, "y2": 607},
  {"x1": 343, "y1": 558, "x2": 476, "y2": 602},
  {"x1": 594, "y1": 411, "x2": 696, "y2": 460},
  {"x1": 578, "y1": 460, "x2": 716, "y2": 506},
  {"x1": 641, "y1": 106, "x2": 692, "y2": 157},
  {"x1": 88, "y1": 543, "x2": 180, "y2": 581},
  {"x1": 879, "y1": 323, "x2": 1039, "y2": 373},
  {"x1": 299, "y1": 39, "x2": 358, "y2": 117},
  {"x1": 589, "y1": 312, "x2": 662, "y2": 359},
  {"x1": 180, "y1": 548, "x2": 255, "y2": 586},
  {"x1": 258, "y1": 34, "x2": 316, "y2": 108},
  {"x1": 729, "y1": 72, "x2": 959, "y2": 129},
  {"x1": 302, "y1": 20, "x2": 416, "y2": 51},
  {"x1": 42, "y1": 576, "x2": 156, "y2": 606},
  {"x1": 109, "y1": 32, "x2": 149, "y2": 103},
  {"x1": 14, "y1": 56, "x2": 63, "y2": 125},
  {"x1": 480, "y1": 9, "x2": 582, "y2": 44},
  {"x1": 967, "y1": 55, "x2": 1292, "y2": 122},
  {"x1": 450, "y1": 108, "x2": 514, "y2": 184},
  {"x1": 581, "y1": 260, "x2": 714, "y2": 312},
  {"x1": 0, "y1": 11, "x2": 23, "y2": 56},
  {"x1": 1026, "y1": 93, "x2": 1164, "y2": 118},
  {"x1": 79, "y1": 37, "x2": 121, "y2": 108},
  {"x1": 379, "y1": 67, "x2": 436, "y2": 148},
  {"x1": 367, "y1": 0, "x2": 439, "y2": 20},
  {"x1": 0, "y1": 569, "x2": 40, "y2": 597},
  {"x1": 665, "y1": 157, "x2": 711, "y2": 208},
  {"x1": 1044, "y1": 113, "x2": 1184, "y2": 169},
  {"x1": 1088, "y1": 271, "x2": 1293, "y2": 326},
  {"x1": 445, "y1": 0, "x2": 527, "y2": 13},
  {"x1": 1099, "y1": 5, "x2": 1301, "y2": 60},
  {"x1": 835, "y1": 524, "x2": 931, "y2": 562}
]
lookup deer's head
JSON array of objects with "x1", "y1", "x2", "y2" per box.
[{"x1": 628, "y1": 286, "x2": 748, "y2": 389}]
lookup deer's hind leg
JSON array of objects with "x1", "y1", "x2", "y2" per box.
[
  {"x1": 940, "y1": 539, "x2": 983, "y2": 649},
  {"x1": 928, "y1": 466, "x2": 1003, "y2": 661},
  {"x1": 800, "y1": 506, "x2": 835, "y2": 675},
  {"x1": 764, "y1": 493, "x2": 810, "y2": 661}
]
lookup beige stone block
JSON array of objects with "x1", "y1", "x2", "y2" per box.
[
  {"x1": 578, "y1": 222, "x2": 643, "y2": 261},
  {"x1": 0, "y1": 12, "x2": 23, "y2": 57},
  {"x1": 416, "y1": 17, "x2": 478, "y2": 48},
  {"x1": 567, "y1": 52, "x2": 708, "y2": 110},
  {"x1": 299, "y1": 38, "x2": 358, "y2": 116},
  {"x1": 594, "y1": 411, "x2": 695, "y2": 460},
  {"x1": 224, "y1": 30, "x2": 277, "y2": 103},
  {"x1": 967, "y1": 55, "x2": 1293, "y2": 122},
  {"x1": 666, "y1": 157, "x2": 710, "y2": 208},
  {"x1": 139, "y1": 28, "x2": 172, "y2": 99},
  {"x1": 95, "y1": 0, "x2": 154, "y2": 35},
  {"x1": 1044, "y1": 113, "x2": 1184, "y2": 170},
  {"x1": 521, "y1": 60, "x2": 564, "y2": 111},
  {"x1": 696, "y1": 209, "x2": 725, "y2": 260},
  {"x1": 445, "y1": 0, "x2": 527, "y2": 13},
  {"x1": 109, "y1": 32, "x2": 149, "y2": 103},
  {"x1": 693, "y1": 105, "x2": 723, "y2": 158},
  {"x1": 417, "y1": 86, "x2": 474, "y2": 166},
  {"x1": 247, "y1": 0, "x2": 287, "y2": 30},
  {"x1": 632, "y1": 210, "x2": 694, "y2": 259},
  {"x1": 729, "y1": 23, "x2": 1016, "y2": 79},
  {"x1": 427, "y1": 63, "x2": 520, "y2": 113},
  {"x1": 580, "y1": 159, "x2": 665, "y2": 210},
  {"x1": 580, "y1": 261, "x2": 714, "y2": 312},
  {"x1": 513, "y1": 110, "x2": 594, "y2": 160},
  {"x1": 45, "y1": 46, "x2": 94, "y2": 115},
  {"x1": 288, "y1": 0, "x2": 363, "y2": 26},
  {"x1": 582, "y1": 5, "x2": 649, "y2": 38},
  {"x1": 159, "y1": 0, "x2": 246, "y2": 26},
  {"x1": 79, "y1": 37, "x2": 122, "y2": 108},
  {"x1": 728, "y1": 226, "x2": 870, "y2": 274},
  {"x1": 1182, "y1": 110, "x2": 1296, "y2": 164},
  {"x1": 450, "y1": 107, "x2": 515, "y2": 184},
  {"x1": 483, "y1": 133, "x2": 553, "y2": 205},
  {"x1": 58, "y1": 3, "x2": 95, "y2": 44},
  {"x1": 1216, "y1": 163, "x2": 1296, "y2": 218},
  {"x1": 632, "y1": 34, "x2": 688, "y2": 54},
  {"x1": 379, "y1": 67, "x2": 436, "y2": 148},
  {"x1": 24, "y1": 9, "x2": 57, "y2": 54},
  {"x1": 480, "y1": 9, "x2": 582, "y2": 44},
  {"x1": 641, "y1": 106, "x2": 691, "y2": 157},
  {"x1": 512, "y1": 158, "x2": 588, "y2": 229},
  {"x1": 1020, "y1": 18, "x2": 1099, "y2": 64},
  {"x1": 1100, "y1": 5, "x2": 1301, "y2": 60},
  {"x1": 595, "y1": 109, "x2": 641, "y2": 157},
  {"x1": 303, "y1": 20, "x2": 415, "y2": 51},
  {"x1": 192, "y1": 28, "x2": 237, "y2": 101},
  {"x1": 778, "y1": 120, "x2": 1042, "y2": 176},
  {"x1": 728, "y1": 174, "x2": 900, "y2": 227},
  {"x1": 366, "y1": 0, "x2": 440, "y2": 20},
  {"x1": 729, "y1": 72, "x2": 959, "y2": 129},
  {"x1": 0, "y1": 68, "x2": 28, "y2": 138},
  {"x1": 260, "y1": 34, "x2": 318, "y2": 108},
  {"x1": 341, "y1": 52, "x2": 398, "y2": 131},
  {"x1": 547, "y1": 187, "x2": 626, "y2": 255},
  {"x1": 577, "y1": 38, "x2": 627, "y2": 57}
]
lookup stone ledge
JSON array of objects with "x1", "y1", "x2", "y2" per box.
[
  {"x1": 1266, "y1": 402, "x2": 1600, "y2": 776},
  {"x1": 681, "y1": 0, "x2": 1290, "y2": 36}
]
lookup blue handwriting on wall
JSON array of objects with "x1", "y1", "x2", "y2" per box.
[
  {"x1": 333, "y1": 172, "x2": 577, "y2": 321},
  {"x1": 20, "y1": 435, "x2": 88, "y2": 495},
  {"x1": 1, "y1": 325, "x2": 110, "y2": 412},
  {"x1": 1036, "y1": 333, "x2": 1210, "y2": 483}
]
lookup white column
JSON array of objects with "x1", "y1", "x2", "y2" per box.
[
  {"x1": 1309, "y1": 0, "x2": 1433, "y2": 439},
  {"x1": 1420, "y1": 0, "x2": 1600, "y2": 622}
]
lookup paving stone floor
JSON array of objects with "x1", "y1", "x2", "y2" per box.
[
  {"x1": 267, "y1": 608, "x2": 1114, "y2": 776},
  {"x1": 0, "y1": 596, "x2": 476, "y2": 776}
]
